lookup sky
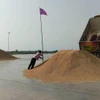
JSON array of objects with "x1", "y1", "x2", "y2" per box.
[{"x1": 0, "y1": 0, "x2": 100, "y2": 51}]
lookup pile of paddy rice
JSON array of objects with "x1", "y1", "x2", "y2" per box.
[
  {"x1": 24, "y1": 50, "x2": 100, "y2": 83},
  {"x1": 0, "y1": 49, "x2": 17, "y2": 60}
]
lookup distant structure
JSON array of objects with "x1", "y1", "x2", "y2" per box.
[{"x1": 79, "y1": 15, "x2": 100, "y2": 58}]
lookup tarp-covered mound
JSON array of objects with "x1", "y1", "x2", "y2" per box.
[
  {"x1": 24, "y1": 50, "x2": 100, "y2": 83},
  {"x1": 0, "y1": 49, "x2": 17, "y2": 60}
]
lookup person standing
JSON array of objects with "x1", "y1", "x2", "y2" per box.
[{"x1": 28, "y1": 50, "x2": 43, "y2": 70}]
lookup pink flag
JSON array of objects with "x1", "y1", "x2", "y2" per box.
[{"x1": 40, "y1": 8, "x2": 47, "y2": 15}]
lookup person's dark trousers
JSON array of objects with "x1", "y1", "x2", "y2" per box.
[{"x1": 28, "y1": 58, "x2": 36, "y2": 69}]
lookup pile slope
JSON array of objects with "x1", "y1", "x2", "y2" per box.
[
  {"x1": 0, "y1": 49, "x2": 17, "y2": 60},
  {"x1": 24, "y1": 50, "x2": 100, "y2": 83}
]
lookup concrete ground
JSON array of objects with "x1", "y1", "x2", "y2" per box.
[{"x1": 0, "y1": 55, "x2": 100, "y2": 100}]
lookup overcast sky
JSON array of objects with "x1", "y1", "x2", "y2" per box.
[{"x1": 0, "y1": 0, "x2": 100, "y2": 51}]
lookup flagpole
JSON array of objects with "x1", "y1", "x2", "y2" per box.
[
  {"x1": 40, "y1": 12, "x2": 44, "y2": 62},
  {"x1": 8, "y1": 32, "x2": 10, "y2": 52}
]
